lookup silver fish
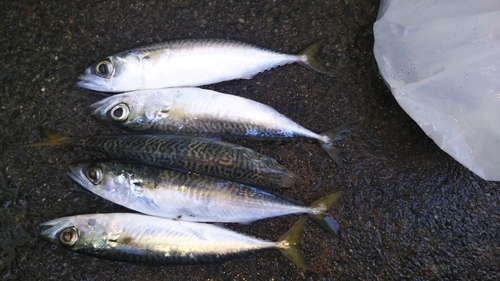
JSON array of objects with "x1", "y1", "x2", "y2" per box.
[
  {"x1": 28, "y1": 130, "x2": 297, "y2": 188},
  {"x1": 68, "y1": 160, "x2": 341, "y2": 233},
  {"x1": 77, "y1": 39, "x2": 326, "y2": 92},
  {"x1": 40, "y1": 213, "x2": 308, "y2": 269},
  {"x1": 91, "y1": 88, "x2": 346, "y2": 166}
]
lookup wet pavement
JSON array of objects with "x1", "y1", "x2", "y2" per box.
[{"x1": 1, "y1": 0, "x2": 499, "y2": 280}]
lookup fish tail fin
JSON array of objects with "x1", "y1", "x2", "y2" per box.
[
  {"x1": 308, "y1": 191, "x2": 343, "y2": 234},
  {"x1": 297, "y1": 40, "x2": 327, "y2": 74},
  {"x1": 277, "y1": 217, "x2": 309, "y2": 270},
  {"x1": 319, "y1": 124, "x2": 352, "y2": 167},
  {"x1": 26, "y1": 128, "x2": 69, "y2": 147}
]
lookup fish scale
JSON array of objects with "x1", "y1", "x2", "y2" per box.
[
  {"x1": 134, "y1": 39, "x2": 278, "y2": 55},
  {"x1": 83, "y1": 136, "x2": 291, "y2": 188},
  {"x1": 159, "y1": 117, "x2": 288, "y2": 138}
]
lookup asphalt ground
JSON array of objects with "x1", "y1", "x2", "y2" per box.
[{"x1": 1, "y1": 1, "x2": 499, "y2": 280}]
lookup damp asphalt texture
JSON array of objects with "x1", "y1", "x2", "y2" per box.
[{"x1": 1, "y1": 1, "x2": 499, "y2": 280}]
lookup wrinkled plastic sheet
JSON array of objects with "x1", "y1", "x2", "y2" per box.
[{"x1": 373, "y1": 0, "x2": 500, "y2": 181}]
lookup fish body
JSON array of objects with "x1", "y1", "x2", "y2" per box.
[
  {"x1": 40, "y1": 213, "x2": 308, "y2": 268},
  {"x1": 77, "y1": 39, "x2": 326, "y2": 92},
  {"x1": 29, "y1": 132, "x2": 297, "y2": 188},
  {"x1": 68, "y1": 160, "x2": 341, "y2": 232},
  {"x1": 91, "y1": 88, "x2": 345, "y2": 166}
]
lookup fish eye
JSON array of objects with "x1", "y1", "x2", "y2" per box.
[
  {"x1": 59, "y1": 227, "x2": 78, "y2": 247},
  {"x1": 86, "y1": 166, "x2": 103, "y2": 185},
  {"x1": 110, "y1": 103, "x2": 130, "y2": 122},
  {"x1": 94, "y1": 59, "x2": 114, "y2": 78}
]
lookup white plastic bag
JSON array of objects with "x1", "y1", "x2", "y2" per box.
[{"x1": 373, "y1": 0, "x2": 500, "y2": 181}]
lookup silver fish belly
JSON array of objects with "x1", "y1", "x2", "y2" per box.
[
  {"x1": 77, "y1": 39, "x2": 326, "y2": 92},
  {"x1": 67, "y1": 160, "x2": 341, "y2": 233},
  {"x1": 90, "y1": 88, "x2": 345, "y2": 166},
  {"x1": 40, "y1": 213, "x2": 308, "y2": 268}
]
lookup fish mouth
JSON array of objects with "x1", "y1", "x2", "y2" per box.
[
  {"x1": 77, "y1": 79, "x2": 107, "y2": 92},
  {"x1": 67, "y1": 162, "x2": 91, "y2": 189},
  {"x1": 77, "y1": 70, "x2": 111, "y2": 92},
  {"x1": 89, "y1": 97, "x2": 108, "y2": 109},
  {"x1": 40, "y1": 218, "x2": 70, "y2": 241},
  {"x1": 89, "y1": 96, "x2": 116, "y2": 119}
]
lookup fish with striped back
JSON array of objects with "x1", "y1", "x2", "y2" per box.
[{"x1": 27, "y1": 130, "x2": 297, "y2": 188}]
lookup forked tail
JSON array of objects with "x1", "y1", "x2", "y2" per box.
[
  {"x1": 277, "y1": 217, "x2": 309, "y2": 270},
  {"x1": 26, "y1": 129, "x2": 69, "y2": 147},
  {"x1": 308, "y1": 191, "x2": 343, "y2": 235},
  {"x1": 297, "y1": 40, "x2": 328, "y2": 74},
  {"x1": 320, "y1": 124, "x2": 351, "y2": 167}
]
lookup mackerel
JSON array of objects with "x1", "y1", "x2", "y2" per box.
[
  {"x1": 28, "y1": 131, "x2": 297, "y2": 188},
  {"x1": 77, "y1": 39, "x2": 326, "y2": 92},
  {"x1": 68, "y1": 160, "x2": 341, "y2": 233},
  {"x1": 40, "y1": 213, "x2": 308, "y2": 269}
]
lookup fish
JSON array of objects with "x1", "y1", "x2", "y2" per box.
[
  {"x1": 77, "y1": 39, "x2": 327, "y2": 92},
  {"x1": 68, "y1": 160, "x2": 342, "y2": 233},
  {"x1": 40, "y1": 213, "x2": 308, "y2": 269},
  {"x1": 91, "y1": 88, "x2": 346, "y2": 166},
  {"x1": 27, "y1": 130, "x2": 297, "y2": 188}
]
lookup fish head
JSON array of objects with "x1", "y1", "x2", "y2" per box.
[
  {"x1": 257, "y1": 164, "x2": 298, "y2": 188},
  {"x1": 239, "y1": 147, "x2": 298, "y2": 188},
  {"x1": 90, "y1": 90, "x2": 172, "y2": 132},
  {"x1": 40, "y1": 215, "x2": 105, "y2": 252},
  {"x1": 78, "y1": 51, "x2": 145, "y2": 92},
  {"x1": 68, "y1": 161, "x2": 132, "y2": 205}
]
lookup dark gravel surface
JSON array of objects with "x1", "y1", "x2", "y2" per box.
[{"x1": 1, "y1": 0, "x2": 499, "y2": 280}]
